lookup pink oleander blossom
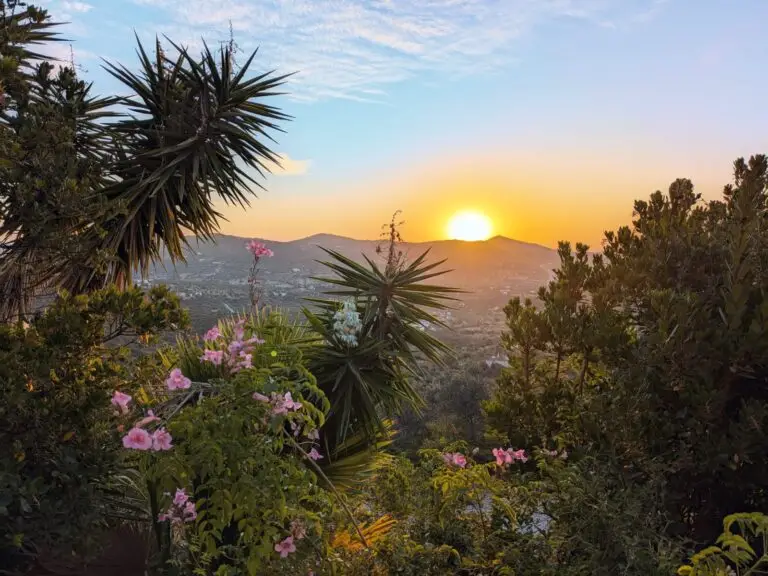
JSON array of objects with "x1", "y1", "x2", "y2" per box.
[
  {"x1": 173, "y1": 488, "x2": 189, "y2": 507},
  {"x1": 166, "y1": 368, "x2": 191, "y2": 390},
  {"x1": 274, "y1": 536, "x2": 296, "y2": 558},
  {"x1": 122, "y1": 427, "x2": 153, "y2": 450},
  {"x1": 493, "y1": 447, "x2": 528, "y2": 466},
  {"x1": 203, "y1": 326, "x2": 221, "y2": 341},
  {"x1": 282, "y1": 392, "x2": 302, "y2": 411},
  {"x1": 111, "y1": 390, "x2": 132, "y2": 414},
  {"x1": 493, "y1": 447, "x2": 511, "y2": 466},
  {"x1": 183, "y1": 501, "x2": 197, "y2": 521},
  {"x1": 233, "y1": 319, "x2": 246, "y2": 341},
  {"x1": 151, "y1": 428, "x2": 173, "y2": 451},
  {"x1": 510, "y1": 448, "x2": 528, "y2": 463},
  {"x1": 228, "y1": 339, "x2": 245, "y2": 356},
  {"x1": 230, "y1": 351, "x2": 253, "y2": 373},
  {"x1": 246, "y1": 240, "x2": 274, "y2": 259},
  {"x1": 135, "y1": 410, "x2": 160, "y2": 428},
  {"x1": 271, "y1": 391, "x2": 302, "y2": 415},
  {"x1": 158, "y1": 488, "x2": 197, "y2": 524},
  {"x1": 200, "y1": 349, "x2": 225, "y2": 366},
  {"x1": 308, "y1": 448, "x2": 323, "y2": 461},
  {"x1": 442, "y1": 452, "x2": 467, "y2": 468}
]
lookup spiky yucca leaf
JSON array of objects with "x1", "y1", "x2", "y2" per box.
[
  {"x1": 319, "y1": 423, "x2": 396, "y2": 493},
  {"x1": 304, "y1": 247, "x2": 463, "y2": 447},
  {"x1": 61, "y1": 37, "x2": 292, "y2": 291}
]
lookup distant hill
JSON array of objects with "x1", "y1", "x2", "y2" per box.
[{"x1": 166, "y1": 233, "x2": 560, "y2": 290}]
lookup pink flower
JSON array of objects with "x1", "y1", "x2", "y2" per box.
[
  {"x1": 166, "y1": 368, "x2": 191, "y2": 390},
  {"x1": 228, "y1": 339, "x2": 245, "y2": 356},
  {"x1": 111, "y1": 390, "x2": 132, "y2": 414},
  {"x1": 203, "y1": 326, "x2": 221, "y2": 341},
  {"x1": 173, "y1": 488, "x2": 189, "y2": 507},
  {"x1": 135, "y1": 410, "x2": 161, "y2": 428},
  {"x1": 151, "y1": 428, "x2": 173, "y2": 451},
  {"x1": 308, "y1": 448, "x2": 323, "y2": 461},
  {"x1": 253, "y1": 392, "x2": 270, "y2": 402},
  {"x1": 183, "y1": 500, "x2": 197, "y2": 521},
  {"x1": 510, "y1": 448, "x2": 528, "y2": 463},
  {"x1": 122, "y1": 427, "x2": 153, "y2": 450},
  {"x1": 274, "y1": 536, "x2": 296, "y2": 558},
  {"x1": 442, "y1": 452, "x2": 467, "y2": 468},
  {"x1": 492, "y1": 448, "x2": 507, "y2": 466},
  {"x1": 230, "y1": 351, "x2": 253, "y2": 374},
  {"x1": 246, "y1": 336, "x2": 266, "y2": 346},
  {"x1": 159, "y1": 488, "x2": 197, "y2": 524},
  {"x1": 233, "y1": 319, "x2": 245, "y2": 341},
  {"x1": 246, "y1": 240, "x2": 274, "y2": 259},
  {"x1": 200, "y1": 349, "x2": 225, "y2": 366},
  {"x1": 452, "y1": 453, "x2": 467, "y2": 468},
  {"x1": 307, "y1": 428, "x2": 320, "y2": 441},
  {"x1": 290, "y1": 519, "x2": 307, "y2": 540},
  {"x1": 283, "y1": 392, "x2": 302, "y2": 411}
]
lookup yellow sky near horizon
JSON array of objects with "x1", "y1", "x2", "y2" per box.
[{"x1": 215, "y1": 148, "x2": 734, "y2": 250}]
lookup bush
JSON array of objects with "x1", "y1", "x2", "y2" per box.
[
  {"x1": 0, "y1": 286, "x2": 185, "y2": 571},
  {"x1": 117, "y1": 310, "x2": 338, "y2": 575}
]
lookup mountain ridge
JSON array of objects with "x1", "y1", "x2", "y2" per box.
[{"x1": 188, "y1": 232, "x2": 556, "y2": 252}]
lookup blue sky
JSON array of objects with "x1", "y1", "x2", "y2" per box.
[{"x1": 37, "y1": 0, "x2": 768, "y2": 246}]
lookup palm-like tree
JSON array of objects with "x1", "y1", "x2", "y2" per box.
[
  {"x1": 303, "y1": 235, "x2": 464, "y2": 457},
  {"x1": 0, "y1": 4, "x2": 290, "y2": 319}
]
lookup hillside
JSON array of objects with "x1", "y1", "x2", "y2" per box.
[{"x1": 143, "y1": 233, "x2": 560, "y2": 358}]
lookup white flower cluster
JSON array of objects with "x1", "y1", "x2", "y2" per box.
[{"x1": 333, "y1": 300, "x2": 362, "y2": 347}]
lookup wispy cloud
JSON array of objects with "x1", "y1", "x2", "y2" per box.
[
  {"x1": 264, "y1": 153, "x2": 312, "y2": 176},
  {"x1": 62, "y1": 1, "x2": 94, "y2": 12},
  {"x1": 129, "y1": 0, "x2": 669, "y2": 102}
]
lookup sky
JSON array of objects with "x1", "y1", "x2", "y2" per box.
[{"x1": 35, "y1": 0, "x2": 768, "y2": 248}]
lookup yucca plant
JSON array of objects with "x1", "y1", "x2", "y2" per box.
[
  {"x1": 0, "y1": 2, "x2": 292, "y2": 319},
  {"x1": 303, "y1": 230, "x2": 464, "y2": 461}
]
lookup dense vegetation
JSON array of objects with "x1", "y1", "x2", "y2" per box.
[{"x1": 2, "y1": 2, "x2": 768, "y2": 575}]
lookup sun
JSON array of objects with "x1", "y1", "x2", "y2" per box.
[{"x1": 447, "y1": 211, "x2": 493, "y2": 241}]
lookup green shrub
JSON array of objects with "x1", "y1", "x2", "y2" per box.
[
  {"x1": 0, "y1": 285, "x2": 185, "y2": 571},
  {"x1": 118, "y1": 310, "x2": 337, "y2": 575}
]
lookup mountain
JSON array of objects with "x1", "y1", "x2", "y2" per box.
[
  {"x1": 166, "y1": 233, "x2": 559, "y2": 290},
  {"x1": 146, "y1": 233, "x2": 560, "y2": 347}
]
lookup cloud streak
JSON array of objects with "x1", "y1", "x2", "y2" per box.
[
  {"x1": 263, "y1": 153, "x2": 312, "y2": 176},
  {"x1": 129, "y1": 0, "x2": 669, "y2": 102}
]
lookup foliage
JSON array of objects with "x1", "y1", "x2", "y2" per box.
[
  {"x1": 678, "y1": 513, "x2": 768, "y2": 576},
  {"x1": 0, "y1": 285, "x2": 186, "y2": 572},
  {"x1": 0, "y1": 1, "x2": 290, "y2": 319},
  {"x1": 331, "y1": 448, "x2": 541, "y2": 575},
  {"x1": 114, "y1": 309, "x2": 337, "y2": 575},
  {"x1": 394, "y1": 357, "x2": 494, "y2": 454},
  {"x1": 484, "y1": 154, "x2": 768, "y2": 574}
]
